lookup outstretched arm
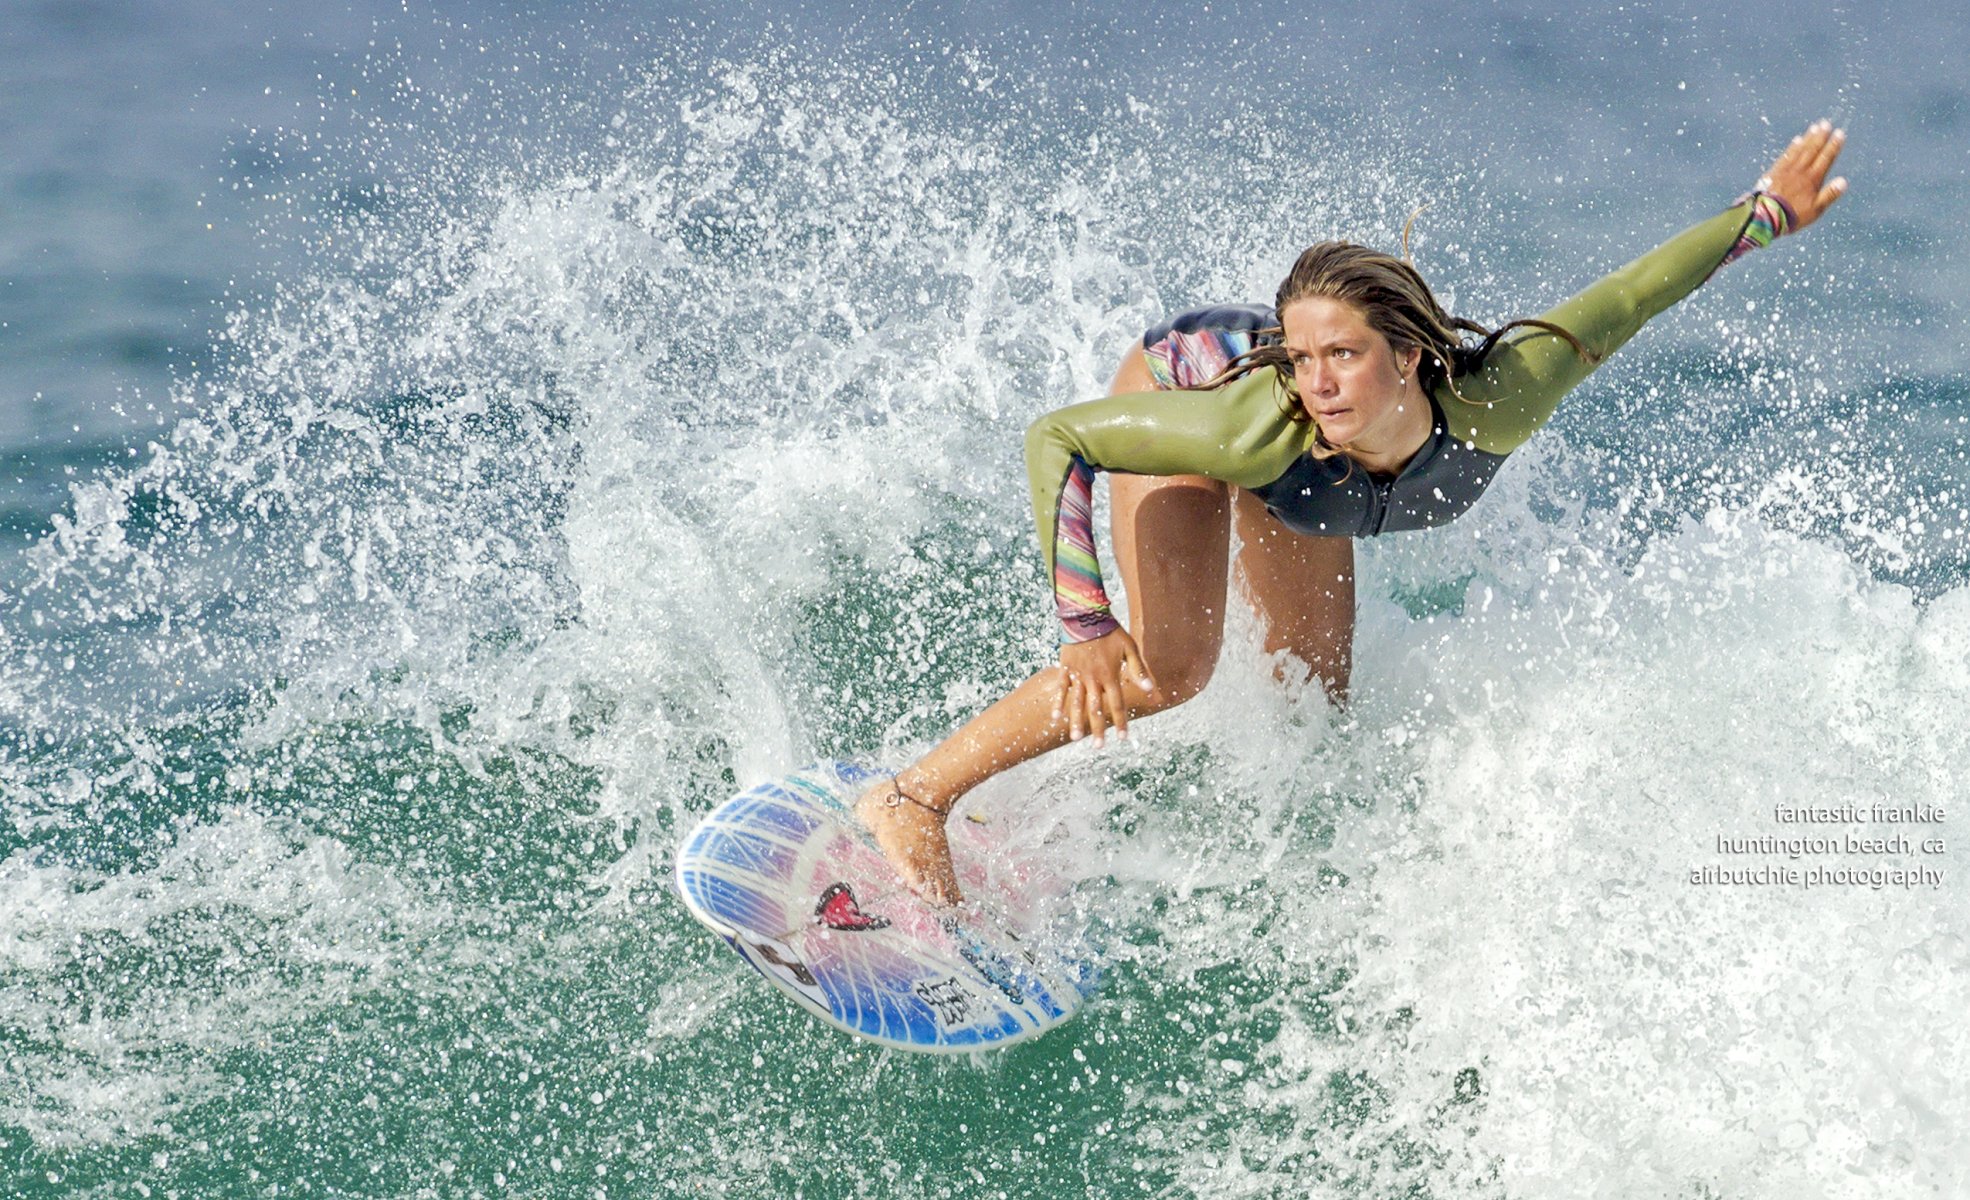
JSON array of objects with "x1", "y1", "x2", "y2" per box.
[{"x1": 1448, "y1": 120, "x2": 1849, "y2": 455}]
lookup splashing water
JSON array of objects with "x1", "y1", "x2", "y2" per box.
[{"x1": 4, "y1": 20, "x2": 1967, "y2": 1200}]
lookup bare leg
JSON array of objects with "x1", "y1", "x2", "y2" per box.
[
  {"x1": 856, "y1": 349, "x2": 1233, "y2": 903},
  {"x1": 1230, "y1": 486, "x2": 1354, "y2": 703}
]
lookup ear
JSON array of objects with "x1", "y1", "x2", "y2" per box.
[{"x1": 1398, "y1": 344, "x2": 1422, "y2": 379}]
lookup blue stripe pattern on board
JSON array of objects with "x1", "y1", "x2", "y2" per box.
[
  {"x1": 690, "y1": 826, "x2": 796, "y2": 881},
  {"x1": 730, "y1": 790, "x2": 822, "y2": 841},
  {"x1": 680, "y1": 871, "x2": 786, "y2": 938}
]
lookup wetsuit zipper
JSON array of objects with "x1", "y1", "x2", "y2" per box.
[{"x1": 1370, "y1": 476, "x2": 1396, "y2": 536}]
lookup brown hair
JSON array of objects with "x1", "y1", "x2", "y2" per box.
[{"x1": 1197, "y1": 240, "x2": 1599, "y2": 456}]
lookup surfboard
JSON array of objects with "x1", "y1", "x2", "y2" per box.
[{"x1": 675, "y1": 760, "x2": 1096, "y2": 1053}]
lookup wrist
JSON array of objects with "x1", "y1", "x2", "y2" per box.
[
  {"x1": 1061, "y1": 611, "x2": 1121, "y2": 643},
  {"x1": 1717, "y1": 190, "x2": 1795, "y2": 271},
  {"x1": 1736, "y1": 188, "x2": 1798, "y2": 235}
]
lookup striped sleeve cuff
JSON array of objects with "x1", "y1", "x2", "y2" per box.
[
  {"x1": 1052, "y1": 456, "x2": 1121, "y2": 643},
  {"x1": 1718, "y1": 190, "x2": 1798, "y2": 270}
]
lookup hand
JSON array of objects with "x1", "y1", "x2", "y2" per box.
[
  {"x1": 1758, "y1": 119, "x2": 1848, "y2": 233},
  {"x1": 1053, "y1": 628, "x2": 1156, "y2": 749}
]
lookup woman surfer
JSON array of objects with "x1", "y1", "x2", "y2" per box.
[{"x1": 859, "y1": 120, "x2": 1850, "y2": 906}]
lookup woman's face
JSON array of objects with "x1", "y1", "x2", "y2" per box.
[{"x1": 1279, "y1": 296, "x2": 1424, "y2": 458}]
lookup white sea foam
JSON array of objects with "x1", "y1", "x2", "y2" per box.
[{"x1": 1067, "y1": 485, "x2": 1970, "y2": 1198}]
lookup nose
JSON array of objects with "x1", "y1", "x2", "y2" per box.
[{"x1": 1302, "y1": 358, "x2": 1336, "y2": 397}]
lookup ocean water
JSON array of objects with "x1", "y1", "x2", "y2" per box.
[{"x1": 3, "y1": 1, "x2": 1967, "y2": 1197}]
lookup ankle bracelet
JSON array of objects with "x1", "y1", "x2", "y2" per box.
[{"x1": 885, "y1": 777, "x2": 951, "y2": 818}]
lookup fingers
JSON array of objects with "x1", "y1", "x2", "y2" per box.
[
  {"x1": 1074, "y1": 678, "x2": 1139, "y2": 748},
  {"x1": 1056, "y1": 670, "x2": 1104, "y2": 744},
  {"x1": 1100, "y1": 642, "x2": 1158, "y2": 743},
  {"x1": 1772, "y1": 121, "x2": 1833, "y2": 176},
  {"x1": 1064, "y1": 673, "x2": 1085, "y2": 741},
  {"x1": 1761, "y1": 119, "x2": 1850, "y2": 232},
  {"x1": 1051, "y1": 668, "x2": 1124, "y2": 747},
  {"x1": 1807, "y1": 123, "x2": 1845, "y2": 182},
  {"x1": 1798, "y1": 122, "x2": 1847, "y2": 227},
  {"x1": 1101, "y1": 679, "x2": 1129, "y2": 741},
  {"x1": 1055, "y1": 630, "x2": 1158, "y2": 749}
]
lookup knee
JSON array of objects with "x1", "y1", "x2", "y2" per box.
[{"x1": 1135, "y1": 653, "x2": 1215, "y2": 716}]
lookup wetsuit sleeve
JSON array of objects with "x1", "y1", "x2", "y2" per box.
[
  {"x1": 1024, "y1": 370, "x2": 1318, "y2": 642},
  {"x1": 1446, "y1": 196, "x2": 1771, "y2": 455}
]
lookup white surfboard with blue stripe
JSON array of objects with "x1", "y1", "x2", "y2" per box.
[{"x1": 675, "y1": 761, "x2": 1096, "y2": 1052}]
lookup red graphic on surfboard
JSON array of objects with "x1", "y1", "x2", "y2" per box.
[{"x1": 814, "y1": 882, "x2": 891, "y2": 931}]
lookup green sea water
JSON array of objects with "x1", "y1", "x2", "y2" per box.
[{"x1": 3, "y1": 696, "x2": 1470, "y2": 1199}]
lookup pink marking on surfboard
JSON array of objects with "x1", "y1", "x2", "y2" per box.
[{"x1": 814, "y1": 882, "x2": 890, "y2": 931}]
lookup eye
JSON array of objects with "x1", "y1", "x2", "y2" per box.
[{"x1": 1332, "y1": 347, "x2": 1355, "y2": 360}]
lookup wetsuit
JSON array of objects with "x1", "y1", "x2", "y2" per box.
[{"x1": 1027, "y1": 193, "x2": 1796, "y2": 642}]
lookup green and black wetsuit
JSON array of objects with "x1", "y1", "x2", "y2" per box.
[{"x1": 1028, "y1": 193, "x2": 1794, "y2": 642}]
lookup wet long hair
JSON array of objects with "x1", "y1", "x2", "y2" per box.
[{"x1": 1197, "y1": 234, "x2": 1599, "y2": 456}]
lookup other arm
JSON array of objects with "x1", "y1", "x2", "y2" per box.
[{"x1": 1451, "y1": 120, "x2": 1849, "y2": 454}]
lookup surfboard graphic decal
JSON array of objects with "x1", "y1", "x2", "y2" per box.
[{"x1": 814, "y1": 882, "x2": 890, "y2": 931}]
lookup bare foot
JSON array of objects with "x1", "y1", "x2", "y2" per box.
[{"x1": 854, "y1": 779, "x2": 962, "y2": 906}]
